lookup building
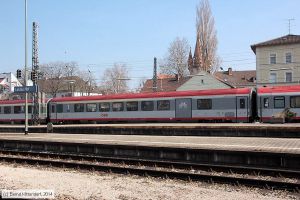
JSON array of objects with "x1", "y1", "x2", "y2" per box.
[
  {"x1": 177, "y1": 71, "x2": 232, "y2": 91},
  {"x1": 140, "y1": 74, "x2": 191, "y2": 93},
  {"x1": 0, "y1": 73, "x2": 22, "y2": 93},
  {"x1": 251, "y1": 34, "x2": 300, "y2": 85},
  {"x1": 214, "y1": 68, "x2": 256, "y2": 88},
  {"x1": 140, "y1": 72, "x2": 233, "y2": 93},
  {"x1": 37, "y1": 76, "x2": 101, "y2": 98}
]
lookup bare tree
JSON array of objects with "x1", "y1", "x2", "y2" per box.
[
  {"x1": 196, "y1": 0, "x2": 220, "y2": 73},
  {"x1": 160, "y1": 37, "x2": 190, "y2": 79},
  {"x1": 101, "y1": 63, "x2": 129, "y2": 94},
  {"x1": 135, "y1": 77, "x2": 147, "y2": 93},
  {"x1": 77, "y1": 69, "x2": 97, "y2": 96},
  {"x1": 39, "y1": 61, "x2": 79, "y2": 97}
]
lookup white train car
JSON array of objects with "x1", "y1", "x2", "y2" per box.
[
  {"x1": 0, "y1": 99, "x2": 48, "y2": 124},
  {"x1": 257, "y1": 85, "x2": 300, "y2": 122},
  {"x1": 49, "y1": 88, "x2": 254, "y2": 124}
]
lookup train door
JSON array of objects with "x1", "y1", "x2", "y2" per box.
[
  {"x1": 51, "y1": 103, "x2": 58, "y2": 124},
  {"x1": 175, "y1": 98, "x2": 192, "y2": 119},
  {"x1": 236, "y1": 96, "x2": 249, "y2": 122},
  {"x1": 259, "y1": 96, "x2": 270, "y2": 122}
]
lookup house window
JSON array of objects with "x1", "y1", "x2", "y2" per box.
[
  {"x1": 274, "y1": 96, "x2": 285, "y2": 108},
  {"x1": 286, "y1": 53, "x2": 292, "y2": 63},
  {"x1": 286, "y1": 72, "x2": 292, "y2": 82},
  {"x1": 270, "y1": 73, "x2": 277, "y2": 83},
  {"x1": 270, "y1": 54, "x2": 276, "y2": 64},
  {"x1": 197, "y1": 99, "x2": 212, "y2": 110}
]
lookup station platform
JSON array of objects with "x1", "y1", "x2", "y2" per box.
[
  {"x1": 1, "y1": 123, "x2": 300, "y2": 138},
  {"x1": 0, "y1": 133, "x2": 299, "y2": 154},
  {"x1": 0, "y1": 133, "x2": 299, "y2": 171}
]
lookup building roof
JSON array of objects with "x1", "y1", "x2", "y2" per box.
[
  {"x1": 140, "y1": 75, "x2": 191, "y2": 93},
  {"x1": 251, "y1": 34, "x2": 300, "y2": 53},
  {"x1": 214, "y1": 69, "x2": 256, "y2": 88},
  {"x1": 177, "y1": 71, "x2": 232, "y2": 91}
]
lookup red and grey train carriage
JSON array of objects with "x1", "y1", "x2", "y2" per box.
[
  {"x1": 257, "y1": 85, "x2": 300, "y2": 122},
  {"x1": 48, "y1": 87, "x2": 254, "y2": 123},
  {"x1": 1, "y1": 85, "x2": 300, "y2": 124},
  {"x1": 0, "y1": 99, "x2": 48, "y2": 124}
]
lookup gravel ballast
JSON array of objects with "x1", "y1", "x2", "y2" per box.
[{"x1": 0, "y1": 163, "x2": 298, "y2": 200}]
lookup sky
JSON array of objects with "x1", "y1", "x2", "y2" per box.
[{"x1": 0, "y1": 0, "x2": 299, "y2": 89}]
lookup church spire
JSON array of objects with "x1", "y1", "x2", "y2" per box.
[
  {"x1": 188, "y1": 47, "x2": 193, "y2": 74},
  {"x1": 193, "y1": 34, "x2": 202, "y2": 74}
]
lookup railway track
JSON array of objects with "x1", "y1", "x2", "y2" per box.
[{"x1": 0, "y1": 150, "x2": 299, "y2": 192}]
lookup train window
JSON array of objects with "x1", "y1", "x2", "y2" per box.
[
  {"x1": 141, "y1": 101, "x2": 154, "y2": 111},
  {"x1": 4, "y1": 106, "x2": 11, "y2": 114},
  {"x1": 14, "y1": 106, "x2": 24, "y2": 114},
  {"x1": 112, "y1": 102, "x2": 124, "y2": 112},
  {"x1": 263, "y1": 98, "x2": 269, "y2": 108},
  {"x1": 126, "y1": 101, "x2": 138, "y2": 111},
  {"x1": 42, "y1": 105, "x2": 47, "y2": 114},
  {"x1": 66, "y1": 104, "x2": 71, "y2": 112},
  {"x1": 87, "y1": 103, "x2": 97, "y2": 112},
  {"x1": 291, "y1": 96, "x2": 300, "y2": 108},
  {"x1": 51, "y1": 105, "x2": 55, "y2": 113},
  {"x1": 274, "y1": 96, "x2": 285, "y2": 108},
  {"x1": 240, "y1": 99, "x2": 246, "y2": 109},
  {"x1": 74, "y1": 103, "x2": 84, "y2": 112},
  {"x1": 197, "y1": 99, "x2": 212, "y2": 110},
  {"x1": 28, "y1": 106, "x2": 32, "y2": 113},
  {"x1": 99, "y1": 102, "x2": 110, "y2": 112},
  {"x1": 56, "y1": 104, "x2": 63, "y2": 113},
  {"x1": 157, "y1": 100, "x2": 170, "y2": 111}
]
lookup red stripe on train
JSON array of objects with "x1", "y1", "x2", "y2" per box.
[{"x1": 50, "y1": 117, "x2": 249, "y2": 122}]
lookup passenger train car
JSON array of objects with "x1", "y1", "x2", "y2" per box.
[
  {"x1": 0, "y1": 85, "x2": 299, "y2": 124},
  {"x1": 257, "y1": 85, "x2": 300, "y2": 122},
  {"x1": 49, "y1": 87, "x2": 254, "y2": 123},
  {"x1": 0, "y1": 99, "x2": 48, "y2": 124}
]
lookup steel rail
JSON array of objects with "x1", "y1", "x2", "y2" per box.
[
  {"x1": 0, "y1": 151, "x2": 299, "y2": 192},
  {"x1": 0, "y1": 149, "x2": 299, "y2": 179}
]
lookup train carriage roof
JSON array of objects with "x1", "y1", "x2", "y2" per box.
[
  {"x1": 51, "y1": 88, "x2": 252, "y2": 103},
  {"x1": 0, "y1": 99, "x2": 33, "y2": 105},
  {"x1": 257, "y1": 85, "x2": 300, "y2": 94},
  {"x1": 0, "y1": 98, "x2": 49, "y2": 105}
]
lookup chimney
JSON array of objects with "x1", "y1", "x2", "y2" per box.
[{"x1": 228, "y1": 68, "x2": 232, "y2": 76}]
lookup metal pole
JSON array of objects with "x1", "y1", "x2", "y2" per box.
[
  {"x1": 24, "y1": 0, "x2": 28, "y2": 135},
  {"x1": 153, "y1": 57, "x2": 157, "y2": 92}
]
